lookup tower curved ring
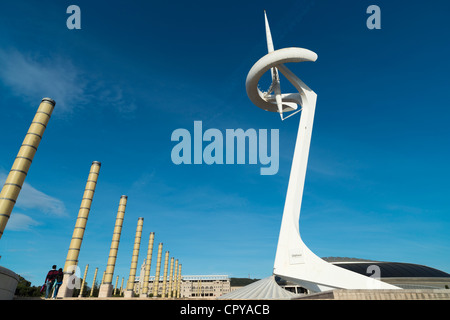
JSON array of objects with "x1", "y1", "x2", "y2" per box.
[{"x1": 246, "y1": 47, "x2": 317, "y2": 114}]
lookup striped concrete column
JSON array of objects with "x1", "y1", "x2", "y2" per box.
[
  {"x1": 99, "y1": 195, "x2": 127, "y2": 297},
  {"x1": 113, "y1": 275, "x2": 119, "y2": 296},
  {"x1": 152, "y1": 243, "x2": 163, "y2": 297},
  {"x1": 141, "y1": 232, "x2": 155, "y2": 297},
  {"x1": 177, "y1": 264, "x2": 182, "y2": 298},
  {"x1": 120, "y1": 277, "x2": 124, "y2": 295},
  {"x1": 90, "y1": 267, "x2": 98, "y2": 297},
  {"x1": 171, "y1": 259, "x2": 178, "y2": 298},
  {"x1": 124, "y1": 217, "x2": 144, "y2": 297},
  {"x1": 168, "y1": 257, "x2": 174, "y2": 298},
  {"x1": 161, "y1": 251, "x2": 169, "y2": 298},
  {"x1": 78, "y1": 264, "x2": 89, "y2": 297},
  {"x1": 0, "y1": 98, "x2": 55, "y2": 240},
  {"x1": 59, "y1": 161, "x2": 101, "y2": 298}
]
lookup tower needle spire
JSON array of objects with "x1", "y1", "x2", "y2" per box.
[
  {"x1": 264, "y1": 11, "x2": 284, "y2": 119},
  {"x1": 264, "y1": 10, "x2": 274, "y2": 53}
]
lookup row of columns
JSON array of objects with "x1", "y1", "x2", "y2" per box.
[
  {"x1": 158, "y1": 253, "x2": 182, "y2": 298},
  {"x1": 125, "y1": 220, "x2": 183, "y2": 298},
  {"x1": 75, "y1": 265, "x2": 126, "y2": 297},
  {"x1": 58, "y1": 168, "x2": 182, "y2": 298},
  {"x1": 57, "y1": 263, "x2": 127, "y2": 298},
  {"x1": 58, "y1": 163, "x2": 182, "y2": 298},
  {"x1": 65, "y1": 220, "x2": 183, "y2": 298},
  {"x1": 0, "y1": 98, "x2": 183, "y2": 299},
  {"x1": 138, "y1": 242, "x2": 182, "y2": 298}
]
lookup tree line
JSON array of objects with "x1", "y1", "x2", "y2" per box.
[{"x1": 14, "y1": 275, "x2": 123, "y2": 298}]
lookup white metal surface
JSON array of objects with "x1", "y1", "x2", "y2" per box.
[
  {"x1": 246, "y1": 12, "x2": 400, "y2": 293},
  {"x1": 218, "y1": 276, "x2": 300, "y2": 300}
]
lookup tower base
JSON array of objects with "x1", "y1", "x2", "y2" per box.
[
  {"x1": 123, "y1": 289, "x2": 134, "y2": 298},
  {"x1": 98, "y1": 283, "x2": 113, "y2": 298},
  {"x1": 57, "y1": 273, "x2": 75, "y2": 298}
]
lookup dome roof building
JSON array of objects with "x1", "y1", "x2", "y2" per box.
[{"x1": 323, "y1": 258, "x2": 450, "y2": 290}]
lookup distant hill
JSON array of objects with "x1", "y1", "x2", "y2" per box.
[{"x1": 230, "y1": 278, "x2": 260, "y2": 287}]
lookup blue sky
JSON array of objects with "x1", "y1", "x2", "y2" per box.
[{"x1": 0, "y1": 0, "x2": 449, "y2": 287}]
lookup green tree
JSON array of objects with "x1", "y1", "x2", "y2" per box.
[{"x1": 14, "y1": 275, "x2": 43, "y2": 297}]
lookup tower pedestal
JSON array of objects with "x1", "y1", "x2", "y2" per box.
[
  {"x1": 57, "y1": 273, "x2": 74, "y2": 298},
  {"x1": 124, "y1": 289, "x2": 134, "y2": 298},
  {"x1": 98, "y1": 283, "x2": 113, "y2": 298}
]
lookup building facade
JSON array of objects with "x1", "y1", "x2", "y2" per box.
[
  {"x1": 131, "y1": 263, "x2": 231, "y2": 298},
  {"x1": 131, "y1": 274, "x2": 231, "y2": 298},
  {"x1": 179, "y1": 275, "x2": 231, "y2": 298}
]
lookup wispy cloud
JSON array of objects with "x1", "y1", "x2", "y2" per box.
[
  {"x1": 0, "y1": 47, "x2": 137, "y2": 116},
  {"x1": 16, "y1": 182, "x2": 67, "y2": 216},
  {"x1": 0, "y1": 48, "x2": 85, "y2": 113},
  {"x1": 0, "y1": 171, "x2": 67, "y2": 217},
  {"x1": 6, "y1": 213, "x2": 40, "y2": 231}
]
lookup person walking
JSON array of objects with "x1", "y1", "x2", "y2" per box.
[
  {"x1": 52, "y1": 268, "x2": 64, "y2": 299},
  {"x1": 44, "y1": 265, "x2": 58, "y2": 299}
]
